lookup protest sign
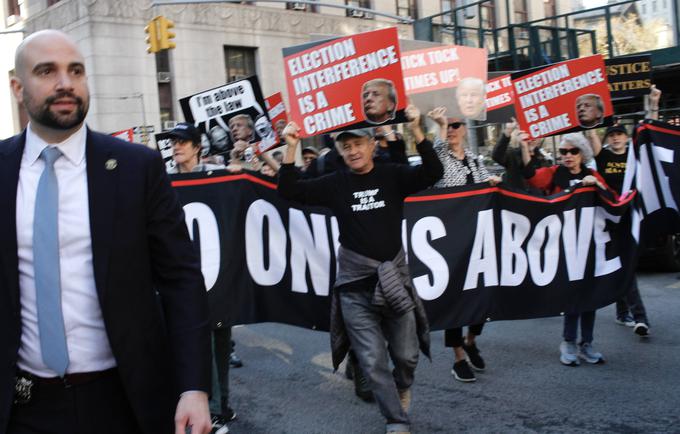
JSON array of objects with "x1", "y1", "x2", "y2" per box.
[
  {"x1": 511, "y1": 55, "x2": 613, "y2": 138},
  {"x1": 265, "y1": 92, "x2": 288, "y2": 144},
  {"x1": 282, "y1": 27, "x2": 407, "y2": 137},
  {"x1": 485, "y1": 72, "x2": 515, "y2": 123},
  {"x1": 179, "y1": 76, "x2": 277, "y2": 155},
  {"x1": 605, "y1": 54, "x2": 652, "y2": 98},
  {"x1": 400, "y1": 41, "x2": 487, "y2": 120},
  {"x1": 154, "y1": 132, "x2": 176, "y2": 172},
  {"x1": 111, "y1": 128, "x2": 134, "y2": 142}
]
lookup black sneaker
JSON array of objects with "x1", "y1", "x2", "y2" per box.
[
  {"x1": 451, "y1": 360, "x2": 476, "y2": 382},
  {"x1": 463, "y1": 343, "x2": 486, "y2": 371},
  {"x1": 211, "y1": 415, "x2": 226, "y2": 432},
  {"x1": 229, "y1": 352, "x2": 243, "y2": 368},
  {"x1": 634, "y1": 322, "x2": 650, "y2": 337},
  {"x1": 224, "y1": 407, "x2": 237, "y2": 422}
]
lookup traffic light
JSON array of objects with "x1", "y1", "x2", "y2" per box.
[
  {"x1": 158, "y1": 16, "x2": 176, "y2": 50},
  {"x1": 144, "y1": 17, "x2": 160, "y2": 54}
]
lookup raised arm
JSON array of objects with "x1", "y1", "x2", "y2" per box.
[
  {"x1": 586, "y1": 128, "x2": 602, "y2": 157},
  {"x1": 398, "y1": 105, "x2": 444, "y2": 193},
  {"x1": 427, "y1": 106, "x2": 448, "y2": 141},
  {"x1": 647, "y1": 84, "x2": 661, "y2": 121},
  {"x1": 278, "y1": 122, "x2": 334, "y2": 205},
  {"x1": 491, "y1": 118, "x2": 517, "y2": 166}
]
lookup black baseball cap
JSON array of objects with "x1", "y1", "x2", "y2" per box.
[
  {"x1": 302, "y1": 146, "x2": 319, "y2": 156},
  {"x1": 335, "y1": 128, "x2": 374, "y2": 142},
  {"x1": 167, "y1": 122, "x2": 201, "y2": 143},
  {"x1": 604, "y1": 125, "x2": 628, "y2": 138}
]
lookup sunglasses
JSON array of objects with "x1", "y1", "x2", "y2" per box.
[
  {"x1": 559, "y1": 148, "x2": 581, "y2": 156},
  {"x1": 447, "y1": 122, "x2": 463, "y2": 129}
]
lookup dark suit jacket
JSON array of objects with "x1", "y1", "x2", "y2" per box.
[{"x1": 0, "y1": 129, "x2": 211, "y2": 434}]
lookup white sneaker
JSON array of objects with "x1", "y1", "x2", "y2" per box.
[
  {"x1": 559, "y1": 341, "x2": 579, "y2": 366},
  {"x1": 579, "y1": 342, "x2": 605, "y2": 364}
]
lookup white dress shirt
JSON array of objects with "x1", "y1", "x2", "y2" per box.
[{"x1": 16, "y1": 124, "x2": 116, "y2": 377}]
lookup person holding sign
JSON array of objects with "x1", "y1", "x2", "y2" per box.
[
  {"x1": 362, "y1": 79, "x2": 397, "y2": 125},
  {"x1": 586, "y1": 85, "x2": 662, "y2": 337},
  {"x1": 522, "y1": 133, "x2": 614, "y2": 366},
  {"x1": 167, "y1": 123, "x2": 225, "y2": 174},
  {"x1": 576, "y1": 94, "x2": 605, "y2": 129},
  {"x1": 277, "y1": 107, "x2": 442, "y2": 434},
  {"x1": 427, "y1": 107, "x2": 500, "y2": 383}
]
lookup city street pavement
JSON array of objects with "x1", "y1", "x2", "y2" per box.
[{"x1": 228, "y1": 271, "x2": 680, "y2": 433}]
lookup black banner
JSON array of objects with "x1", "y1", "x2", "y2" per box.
[
  {"x1": 404, "y1": 184, "x2": 637, "y2": 329},
  {"x1": 171, "y1": 173, "x2": 638, "y2": 331},
  {"x1": 628, "y1": 120, "x2": 680, "y2": 241}
]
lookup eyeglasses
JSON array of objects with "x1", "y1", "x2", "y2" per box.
[
  {"x1": 447, "y1": 122, "x2": 463, "y2": 129},
  {"x1": 559, "y1": 148, "x2": 581, "y2": 156}
]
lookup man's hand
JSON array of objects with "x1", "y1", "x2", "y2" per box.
[
  {"x1": 282, "y1": 122, "x2": 302, "y2": 148},
  {"x1": 282, "y1": 122, "x2": 302, "y2": 164},
  {"x1": 427, "y1": 107, "x2": 447, "y2": 128},
  {"x1": 174, "y1": 391, "x2": 211, "y2": 434}
]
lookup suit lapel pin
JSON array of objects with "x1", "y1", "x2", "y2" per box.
[{"x1": 105, "y1": 159, "x2": 118, "y2": 170}]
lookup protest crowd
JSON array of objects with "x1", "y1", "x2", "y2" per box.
[{"x1": 1, "y1": 26, "x2": 678, "y2": 434}]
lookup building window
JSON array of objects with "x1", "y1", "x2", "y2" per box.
[
  {"x1": 513, "y1": 0, "x2": 528, "y2": 23},
  {"x1": 224, "y1": 46, "x2": 257, "y2": 82},
  {"x1": 345, "y1": 0, "x2": 371, "y2": 18},
  {"x1": 543, "y1": 0, "x2": 556, "y2": 19},
  {"x1": 652, "y1": 0, "x2": 657, "y2": 12},
  {"x1": 481, "y1": 3, "x2": 496, "y2": 28},
  {"x1": 47, "y1": 0, "x2": 61, "y2": 6},
  {"x1": 396, "y1": 0, "x2": 417, "y2": 20},
  {"x1": 642, "y1": 3, "x2": 646, "y2": 14},
  {"x1": 286, "y1": 1, "x2": 318, "y2": 12},
  {"x1": 7, "y1": 0, "x2": 20, "y2": 16}
]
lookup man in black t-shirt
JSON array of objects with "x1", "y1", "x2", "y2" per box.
[
  {"x1": 278, "y1": 107, "x2": 442, "y2": 434},
  {"x1": 592, "y1": 125, "x2": 650, "y2": 336}
]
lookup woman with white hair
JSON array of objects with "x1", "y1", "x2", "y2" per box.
[
  {"x1": 522, "y1": 132, "x2": 615, "y2": 367},
  {"x1": 521, "y1": 132, "x2": 612, "y2": 195}
]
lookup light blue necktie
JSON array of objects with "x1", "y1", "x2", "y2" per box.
[{"x1": 33, "y1": 146, "x2": 69, "y2": 376}]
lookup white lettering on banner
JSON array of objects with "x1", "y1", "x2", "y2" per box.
[
  {"x1": 459, "y1": 206, "x2": 621, "y2": 290},
  {"x1": 287, "y1": 39, "x2": 357, "y2": 76},
  {"x1": 184, "y1": 202, "x2": 221, "y2": 292},
  {"x1": 499, "y1": 210, "x2": 530, "y2": 286},
  {"x1": 464, "y1": 209, "x2": 498, "y2": 290},
  {"x1": 594, "y1": 207, "x2": 622, "y2": 277},
  {"x1": 289, "y1": 209, "x2": 331, "y2": 296},
  {"x1": 527, "y1": 215, "x2": 561, "y2": 286},
  {"x1": 245, "y1": 199, "x2": 287, "y2": 285},
  {"x1": 562, "y1": 208, "x2": 594, "y2": 281},
  {"x1": 410, "y1": 217, "x2": 449, "y2": 300}
]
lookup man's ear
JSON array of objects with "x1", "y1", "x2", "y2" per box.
[{"x1": 10, "y1": 76, "x2": 24, "y2": 104}]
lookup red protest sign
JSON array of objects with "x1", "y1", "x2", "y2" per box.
[
  {"x1": 265, "y1": 92, "x2": 288, "y2": 142},
  {"x1": 401, "y1": 44, "x2": 487, "y2": 119},
  {"x1": 511, "y1": 55, "x2": 613, "y2": 138},
  {"x1": 283, "y1": 27, "x2": 407, "y2": 137},
  {"x1": 485, "y1": 73, "x2": 515, "y2": 123},
  {"x1": 111, "y1": 128, "x2": 134, "y2": 142}
]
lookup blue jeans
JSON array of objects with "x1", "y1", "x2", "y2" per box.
[
  {"x1": 340, "y1": 289, "x2": 419, "y2": 433},
  {"x1": 209, "y1": 327, "x2": 231, "y2": 417},
  {"x1": 563, "y1": 311, "x2": 596, "y2": 344}
]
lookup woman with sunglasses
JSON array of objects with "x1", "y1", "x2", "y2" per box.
[
  {"x1": 428, "y1": 107, "x2": 500, "y2": 383},
  {"x1": 522, "y1": 132, "x2": 615, "y2": 367}
]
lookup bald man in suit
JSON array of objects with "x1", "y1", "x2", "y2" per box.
[{"x1": 0, "y1": 30, "x2": 212, "y2": 434}]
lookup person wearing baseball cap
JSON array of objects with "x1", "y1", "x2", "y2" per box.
[
  {"x1": 278, "y1": 106, "x2": 443, "y2": 434},
  {"x1": 589, "y1": 122, "x2": 651, "y2": 337},
  {"x1": 301, "y1": 146, "x2": 319, "y2": 172},
  {"x1": 167, "y1": 123, "x2": 224, "y2": 174}
]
